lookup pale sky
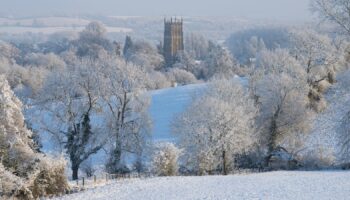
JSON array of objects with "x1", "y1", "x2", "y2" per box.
[{"x1": 1, "y1": 0, "x2": 312, "y2": 21}]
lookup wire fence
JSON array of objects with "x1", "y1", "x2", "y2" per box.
[
  {"x1": 69, "y1": 172, "x2": 153, "y2": 192},
  {"x1": 67, "y1": 169, "x2": 264, "y2": 194}
]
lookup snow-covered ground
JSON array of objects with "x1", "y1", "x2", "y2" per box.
[{"x1": 53, "y1": 171, "x2": 350, "y2": 200}]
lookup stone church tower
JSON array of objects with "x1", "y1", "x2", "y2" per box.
[{"x1": 163, "y1": 18, "x2": 184, "y2": 67}]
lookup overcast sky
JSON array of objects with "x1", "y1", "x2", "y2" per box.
[{"x1": 1, "y1": 0, "x2": 312, "y2": 21}]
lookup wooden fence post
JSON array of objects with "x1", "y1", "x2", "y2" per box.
[{"x1": 82, "y1": 177, "x2": 85, "y2": 187}]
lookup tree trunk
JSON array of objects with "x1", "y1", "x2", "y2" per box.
[
  {"x1": 107, "y1": 146, "x2": 122, "y2": 173},
  {"x1": 268, "y1": 128, "x2": 277, "y2": 155},
  {"x1": 72, "y1": 165, "x2": 79, "y2": 180},
  {"x1": 268, "y1": 108, "x2": 280, "y2": 156},
  {"x1": 222, "y1": 150, "x2": 227, "y2": 175}
]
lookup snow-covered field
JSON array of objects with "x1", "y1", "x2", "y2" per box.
[
  {"x1": 53, "y1": 171, "x2": 350, "y2": 200},
  {"x1": 0, "y1": 26, "x2": 132, "y2": 34}
]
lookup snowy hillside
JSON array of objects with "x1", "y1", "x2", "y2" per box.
[
  {"x1": 53, "y1": 171, "x2": 350, "y2": 200},
  {"x1": 308, "y1": 74, "x2": 350, "y2": 159},
  {"x1": 149, "y1": 76, "x2": 247, "y2": 143},
  {"x1": 148, "y1": 83, "x2": 206, "y2": 142}
]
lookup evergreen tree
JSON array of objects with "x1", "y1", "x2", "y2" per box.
[
  {"x1": 66, "y1": 113, "x2": 103, "y2": 180},
  {"x1": 123, "y1": 35, "x2": 133, "y2": 59}
]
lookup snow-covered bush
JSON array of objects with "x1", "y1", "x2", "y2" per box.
[
  {"x1": 31, "y1": 157, "x2": 69, "y2": 198},
  {"x1": 301, "y1": 147, "x2": 336, "y2": 169},
  {"x1": 308, "y1": 88, "x2": 328, "y2": 112},
  {"x1": 152, "y1": 143, "x2": 182, "y2": 176},
  {"x1": 166, "y1": 68, "x2": 198, "y2": 85},
  {"x1": 316, "y1": 80, "x2": 332, "y2": 93},
  {"x1": 0, "y1": 162, "x2": 25, "y2": 198},
  {"x1": 146, "y1": 71, "x2": 172, "y2": 90}
]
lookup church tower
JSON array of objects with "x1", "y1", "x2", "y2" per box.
[{"x1": 163, "y1": 17, "x2": 184, "y2": 67}]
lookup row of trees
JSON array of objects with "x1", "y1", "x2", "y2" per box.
[{"x1": 34, "y1": 58, "x2": 151, "y2": 180}]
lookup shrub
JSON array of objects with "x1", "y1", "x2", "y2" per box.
[
  {"x1": 31, "y1": 157, "x2": 69, "y2": 198},
  {"x1": 300, "y1": 147, "x2": 335, "y2": 169},
  {"x1": 152, "y1": 143, "x2": 182, "y2": 176},
  {"x1": 316, "y1": 80, "x2": 331, "y2": 93}
]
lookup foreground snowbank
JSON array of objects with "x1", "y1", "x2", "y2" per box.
[{"x1": 53, "y1": 171, "x2": 350, "y2": 200}]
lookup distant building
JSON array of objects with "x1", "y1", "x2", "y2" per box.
[{"x1": 163, "y1": 18, "x2": 184, "y2": 67}]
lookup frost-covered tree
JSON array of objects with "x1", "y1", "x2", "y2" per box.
[
  {"x1": 290, "y1": 29, "x2": 342, "y2": 111},
  {"x1": 311, "y1": 0, "x2": 350, "y2": 36},
  {"x1": 0, "y1": 75, "x2": 68, "y2": 199},
  {"x1": 152, "y1": 142, "x2": 182, "y2": 176},
  {"x1": 124, "y1": 39, "x2": 164, "y2": 71},
  {"x1": 254, "y1": 73, "x2": 312, "y2": 156},
  {"x1": 255, "y1": 48, "x2": 306, "y2": 79},
  {"x1": 22, "y1": 52, "x2": 66, "y2": 71},
  {"x1": 202, "y1": 42, "x2": 238, "y2": 80},
  {"x1": 172, "y1": 51, "x2": 203, "y2": 78},
  {"x1": 123, "y1": 35, "x2": 133, "y2": 58},
  {"x1": 184, "y1": 33, "x2": 210, "y2": 60},
  {"x1": 37, "y1": 63, "x2": 106, "y2": 180},
  {"x1": 251, "y1": 48, "x2": 313, "y2": 158},
  {"x1": 226, "y1": 27, "x2": 290, "y2": 64},
  {"x1": 173, "y1": 79, "x2": 257, "y2": 175},
  {"x1": 75, "y1": 21, "x2": 113, "y2": 59},
  {"x1": 98, "y1": 59, "x2": 151, "y2": 173},
  {"x1": 290, "y1": 29, "x2": 339, "y2": 83}
]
